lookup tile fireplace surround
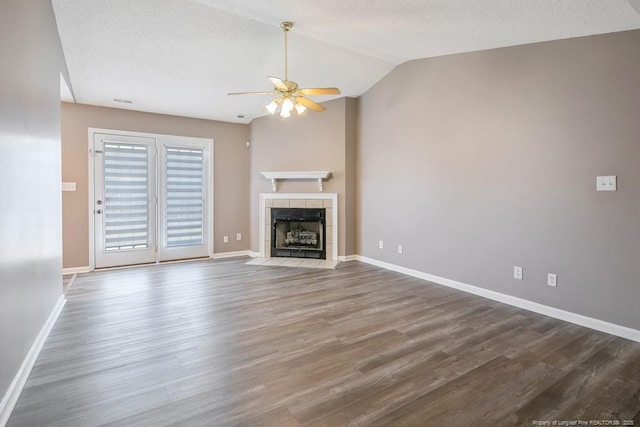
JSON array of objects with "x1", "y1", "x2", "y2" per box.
[{"x1": 248, "y1": 193, "x2": 339, "y2": 269}]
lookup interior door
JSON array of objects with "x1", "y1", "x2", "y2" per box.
[{"x1": 94, "y1": 133, "x2": 157, "y2": 268}]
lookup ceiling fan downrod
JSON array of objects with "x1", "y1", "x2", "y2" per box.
[{"x1": 280, "y1": 21, "x2": 293, "y2": 83}]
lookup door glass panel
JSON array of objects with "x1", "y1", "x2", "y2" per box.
[
  {"x1": 165, "y1": 146, "x2": 204, "y2": 248},
  {"x1": 103, "y1": 142, "x2": 150, "y2": 251}
]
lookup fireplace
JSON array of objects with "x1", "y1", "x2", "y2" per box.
[
  {"x1": 271, "y1": 208, "x2": 326, "y2": 259},
  {"x1": 258, "y1": 194, "x2": 337, "y2": 262}
]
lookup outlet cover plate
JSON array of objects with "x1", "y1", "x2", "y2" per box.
[
  {"x1": 596, "y1": 176, "x2": 616, "y2": 191},
  {"x1": 514, "y1": 266, "x2": 523, "y2": 280}
]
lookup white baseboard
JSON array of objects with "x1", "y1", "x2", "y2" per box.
[
  {"x1": 339, "y1": 255, "x2": 359, "y2": 262},
  {"x1": 248, "y1": 251, "x2": 260, "y2": 258},
  {"x1": 356, "y1": 255, "x2": 640, "y2": 343},
  {"x1": 211, "y1": 250, "x2": 252, "y2": 259},
  {"x1": 62, "y1": 266, "x2": 90, "y2": 275},
  {"x1": 0, "y1": 295, "x2": 66, "y2": 426}
]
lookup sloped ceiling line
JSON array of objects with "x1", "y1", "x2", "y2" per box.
[
  {"x1": 628, "y1": 0, "x2": 640, "y2": 14},
  {"x1": 53, "y1": 0, "x2": 640, "y2": 123}
]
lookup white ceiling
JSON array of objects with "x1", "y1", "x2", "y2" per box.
[{"x1": 52, "y1": 0, "x2": 640, "y2": 124}]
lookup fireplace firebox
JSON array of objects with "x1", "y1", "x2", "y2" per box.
[{"x1": 271, "y1": 208, "x2": 326, "y2": 259}]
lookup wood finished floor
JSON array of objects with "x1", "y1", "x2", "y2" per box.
[{"x1": 8, "y1": 258, "x2": 640, "y2": 426}]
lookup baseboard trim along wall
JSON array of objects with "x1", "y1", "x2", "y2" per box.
[
  {"x1": 211, "y1": 250, "x2": 253, "y2": 259},
  {"x1": 339, "y1": 255, "x2": 359, "y2": 262},
  {"x1": 354, "y1": 255, "x2": 640, "y2": 343},
  {"x1": 62, "y1": 266, "x2": 90, "y2": 275},
  {"x1": 0, "y1": 295, "x2": 66, "y2": 427}
]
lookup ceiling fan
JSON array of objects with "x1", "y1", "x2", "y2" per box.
[{"x1": 227, "y1": 21, "x2": 341, "y2": 118}]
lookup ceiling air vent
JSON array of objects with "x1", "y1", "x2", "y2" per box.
[{"x1": 112, "y1": 97, "x2": 134, "y2": 105}]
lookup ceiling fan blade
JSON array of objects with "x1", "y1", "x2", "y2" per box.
[
  {"x1": 297, "y1": 87, "x2": 341, "y2": 96},
  {"x1": 268, "y1": 76, "x2": 288, "y2": 91},
  {"x1": 227, "y1": 91, "x2": 277, "y2": 95},
  {"x1": 297, "y1": 96, "x2": 326, "y2": 112}
]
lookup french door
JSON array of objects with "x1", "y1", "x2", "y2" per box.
[
  {"x1": 157, "y1": 144, "x2": 208, "y2": 261},
  {"x1": 93, "y1": 132, "x2": 210, "y2": 269}
]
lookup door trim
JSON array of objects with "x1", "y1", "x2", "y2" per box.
[{"x1": 88, "y1": 128, "x2": 214, "y2": 271}]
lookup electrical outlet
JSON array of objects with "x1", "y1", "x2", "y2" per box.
[
  {"x1": 398, "y1": 245, "x2": 403, "y2": 254},
  {"x1": 236, "y1": 233, "x2": 242, "y2": 241},
  {"x1": 378, "y1": 240, "x2": 384, "y2": 250},
  {"x1": 548, "y1": 273, "x2": 557, "y2": 287},
  {"x1": 514, "y1": 266, "x2": 523, "y2": 280},
  {"x1": 223, "y1": 235, "x2": 229, "y2": 243},
  {"x1": 596, "y1": 176, "x2": 616, "y2": 191}
]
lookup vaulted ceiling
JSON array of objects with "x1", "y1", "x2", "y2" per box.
[{"x1": 53, "y1": 0, "x2": 640, "y2": 124}]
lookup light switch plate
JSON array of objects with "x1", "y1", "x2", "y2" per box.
[
  {"x1": 596, "y1": 176, "x2": 616, "y2": 191},
  {"x1": 62, "y1": 182, "x2": 76, "y2": 192}
]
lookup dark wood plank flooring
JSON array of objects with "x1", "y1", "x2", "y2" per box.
[{"x1": 8, "y1": 258, "x2": 640, "y2": 426}]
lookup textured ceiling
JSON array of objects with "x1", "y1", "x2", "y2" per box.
[{"x1": 52, "y1": 0, "x2": 640, "y2": 124}]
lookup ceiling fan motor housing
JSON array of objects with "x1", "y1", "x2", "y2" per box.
[{"x1": 282, "y1": 81, "x2": 298, "y2": 91}]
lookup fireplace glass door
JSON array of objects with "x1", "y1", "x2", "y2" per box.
[{"x1": 271, "y1": 208, "x2": 326, "y2": 259}]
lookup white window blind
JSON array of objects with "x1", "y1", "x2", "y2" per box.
[
  {"x1": 103, "y1": 142, "x2": 150, "y2": 251},
  {"x1": 165, "y1": 146, "x2": 204, "y2": 247}
]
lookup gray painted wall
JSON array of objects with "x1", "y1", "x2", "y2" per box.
[
  {"x1": 0, "y1": 0, "x2": 66, "y2": 398},
  {"x1": 358, "y1": 29, "x2": 640, "y2": 330},
  {"x1": 249, "y1": 97, "x2": 358, "y2": 256},
  {"x1": 344, "y1": 98, "x2": 358, "y2": 256}
]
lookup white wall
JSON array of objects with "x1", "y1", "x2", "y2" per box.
[{"x1": 0, "y1": 0, "x2": 66, "y2": 399}]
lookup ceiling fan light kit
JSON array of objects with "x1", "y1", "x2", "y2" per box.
[{"x1": 228, "y1": 21, "x2": 340, "y2": 119}]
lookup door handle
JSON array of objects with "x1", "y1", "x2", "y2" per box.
[
  {"x1": 96, "y1": 200, "x2": 103, "y2": 205},
  {"x1": 96, "y1": 209, "x2": 103, "y2": 214}
]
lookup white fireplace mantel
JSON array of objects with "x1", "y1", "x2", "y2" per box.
[{"x1": 261, "y1": 171, "x2": 331, "y2": 192}]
